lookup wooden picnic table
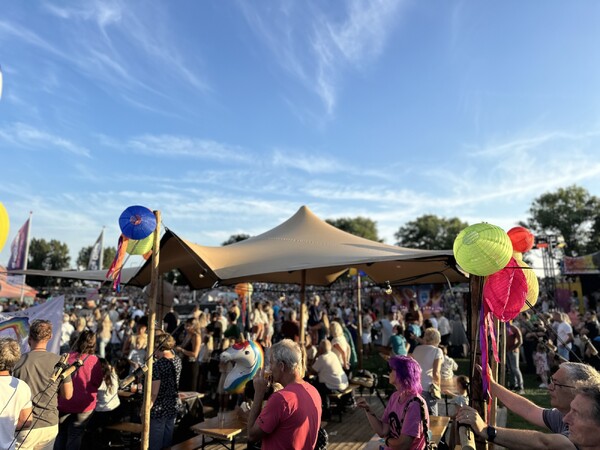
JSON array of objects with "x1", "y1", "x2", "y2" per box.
[{"x1": 190, "y1": 410, "x2": 245, "y2": 450}]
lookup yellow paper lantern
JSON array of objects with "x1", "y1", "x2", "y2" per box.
[
  {"x1": 453, "y1": 223, "x2": 513, "y2": 276},
  {"x1": 513, "y1": 253, "x2": 539, "y2": 311},
  {"x1": 0, "y1": 202, "x2": 9, "y2": 253},
  {"x1": 126, "y1": 234, "x2": 154, "y2": 255}
]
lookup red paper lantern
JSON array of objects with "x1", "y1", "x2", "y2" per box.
[
  {"x1": 507, "y1": 227, "x2": 535, "y2": 253},
  {"x1": 483, "y1": 257, "x2": 528, "y2": 321}
]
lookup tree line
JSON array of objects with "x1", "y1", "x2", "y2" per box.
[{"x1": 24, "y1": 185, "x2": 600, "y2": 288}]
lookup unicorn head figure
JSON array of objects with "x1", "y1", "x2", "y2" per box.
[{"x1": 220, "y1": 340, "x2": 263, "y2": 393}]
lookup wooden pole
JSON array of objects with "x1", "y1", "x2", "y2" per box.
[
  {"x1": 299, "y1": 270, "x2": 306, "y2": 347},
  {"x1": 19, "y1": 211, "x2": 32, "y2": 303},
  {"x1": 468, "y1": 275, "x2": 487, "y2": 450},
  {"x1": 499, "y1": 322, "x2": 507, "y2": 390},
  {"x1": 141, "y1": 210, "x2": 160, "y2": 450},
  {"x1": 356, "y1": 273, "x2": 364, "y2": 370}
]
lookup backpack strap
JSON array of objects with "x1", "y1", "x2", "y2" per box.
[{"x1": 397, "y1": 396, "x2": 432, "y2": 446}]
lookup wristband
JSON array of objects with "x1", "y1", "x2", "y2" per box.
[{"x1": 486, "y1": 426, "x2": 497, "y2": 442}]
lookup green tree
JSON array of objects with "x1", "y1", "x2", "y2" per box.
[
  {"x1": 27, "y1": 238, "x2": 71, "y2": 287},
  {"x1": 526, "y1": 185, "x2": 600, "y2": 256},
  {"x1": 222, "y1": 234, "x2": 250, "y2": 246},
  {"x1": 76, "y1": 246, "x2": 117, "y2": 270},
  {"x1": 326, "y1": 217, "x2": 381, "y2": 242},
  {"x1": 394, "y1": 215, "x2": 469, "y2": 249}
]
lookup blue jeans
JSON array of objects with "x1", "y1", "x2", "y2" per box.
[
  {"x1": 507, "y1": 350, "x2": 524, "y2": 390},
  {"x1": 149, "y1": 415, "x2": 176, "y2": 450},
  {"x1": 54, "y1": 411, "x2": 94, "y2": 450},
  {"x1": 421, "y1": 391, "x2": 438, "y2": 416},
  {"x1": 558, "y1": 346, "x2": 570, "y2": 361}
]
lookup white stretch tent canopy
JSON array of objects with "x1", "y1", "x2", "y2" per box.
[{"x1": 128, "y1": 205, "x2": 467, "y2": 288}]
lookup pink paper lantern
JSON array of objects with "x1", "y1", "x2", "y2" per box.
[{"x1": 483, "y1": 257, "x2": 528, "y2": 321}]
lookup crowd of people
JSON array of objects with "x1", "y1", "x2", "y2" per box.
[{"x1": 3, "y1": 286, "x2": 600, "y2": 449}]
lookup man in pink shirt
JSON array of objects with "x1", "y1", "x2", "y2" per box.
[{"x1": 248, "y1": 339, "x2": 322, "y2": 450}]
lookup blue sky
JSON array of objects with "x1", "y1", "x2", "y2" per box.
[{"x1": 1, "y1": 1, "x2": 600, "y2": 270}]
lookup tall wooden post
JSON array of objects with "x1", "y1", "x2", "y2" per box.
[
  {"x1": 299, "y1": 270, "x2": 306, "y2": 346},
  {"x1": 141, "y1": 211, "x2": 160, "y2": 450},
  {"x1": 469, "y1": 275, "x2": 487, "y2": 450},
  {"x1": 356, "y1": 273, "x2": 364, "y2": 370}
]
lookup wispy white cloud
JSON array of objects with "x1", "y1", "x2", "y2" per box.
[
  {"x1": 125, "y1": 135, "x2": 250, "y2": 162},
  {"x1": 0, "y1": 122, "x2": 90, "y2": 157},
  {"x1": 0, "y1": 20, "x2": 67, "y2": 59},
  {"x1": 470, "y1": 129, "x2": 600, "y2": 157},
  {"x1": 3, "y1": 1, "x2": 209, "y2": 115},
  {"x1": 239, "y1": 0, "x2": 404, "y2": 115},
  {"x1": 272, "y1": 149, "x2": 342, "y2": 174}
]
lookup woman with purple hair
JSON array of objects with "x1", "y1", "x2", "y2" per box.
[{"x1": 357, "y1": 355, "x2": 429, "y2": 450}]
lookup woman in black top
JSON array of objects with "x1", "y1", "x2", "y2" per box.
[
  {"x1": 176, "y1": 318, "x2": 202, "y2": 391},
  {"x1": 149, "y1": 330, "x2": 182, "y2": 450}
]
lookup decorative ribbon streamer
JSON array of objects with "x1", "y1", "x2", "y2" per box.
[{"x1": 106, "y1": 234, "x2": 129, "y2": 291}]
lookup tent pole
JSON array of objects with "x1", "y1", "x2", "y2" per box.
[
  {"x1": 299, "y1": 270, "x2": 306, "y2": 365},
  {"x1": 356, "y1": 272, "x2": 363, "y2": 370},
  {"x1": 141, "y1": 210, "x2": 160, "y2": 450},
  {"x1": 299, "y1": 269, "x2": 306, "y2": 345}
]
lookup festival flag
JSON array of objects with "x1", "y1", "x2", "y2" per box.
[
  {"x1": 0, "y1": 296, "x2": 64, "y2": 354},
  {"x1": 7, "y1": 217, "x2": 31, "y2": 286},
  {"x1": 87, "y1": 229, "x2": 104, "y2": 271}
]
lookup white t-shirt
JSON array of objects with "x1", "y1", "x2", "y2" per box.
[
  {"x1": 411, "y1": 345, "x2": 443, "y2": 390},
  {"x1": 312, "y1": 352, "x2": 349, "y2": 391},
  {"x1": 0, "y1": 376, "x2": 32, "y2": 450},
  {"x1": 60, "y1": 322, "x2": 75, "y2": 346},
  {"x1": 557, "y1": 322, "x2": 573, "y2": 349},
  {"x1": 95, "y1": 371, "x2": 121, "y2": 412},
  {"x1": 331, "y1": 337, "x2": 351, "y2": 369},
  {"x1": 380, "y1": 319, "x2": 399, "y2": 347},
  {"x1": 437, "y1": 317, "x2": 451, "y2": 336}
]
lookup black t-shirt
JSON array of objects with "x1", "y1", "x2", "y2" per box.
[
  {"x1": 151, "y1": 355, "x2": 182, "y2": 419},
  {"x1": 207, "y1": 321, "x2": 222, "y2": 340},
  {"x1": 281, "y1": 320, "x2": 300, "y2": 341}
]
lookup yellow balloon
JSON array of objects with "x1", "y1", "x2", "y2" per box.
[{"x1": 0, "y1": 202, "x2": 9, "y2": 253}]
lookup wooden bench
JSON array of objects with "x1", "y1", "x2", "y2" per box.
[
  {"x1": 104, "y1": 422, "x2": 143, "y2": 450},
  {"x1": 167, "y1": 435, "x2": 204, "y2": 450},
  {"x1": 105, "y1": 422, "x2": 143, "y2": 434},
  {"x1": 328, "y1": 386, "x2": 355, "y2": 422}
]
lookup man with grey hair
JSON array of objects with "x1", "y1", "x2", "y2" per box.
[
  {"x1": 564, "y1": 382, "x2": 600, "y2": 450},
  {"x1": 457, "y1": 377, "x2": 600, "y2": 450},
  {"x1": 13, "y1": 319, "x2": 73, "y2": 450},
  {"x1": 0, "y1": 337, "x2": 33, "y2": 450},
  {"x1": 487, "y1": 361, "x2": 599, "y2": 436},
  {"x1": 248, "y1": 339, "x2": 322, "y2": 449}
]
